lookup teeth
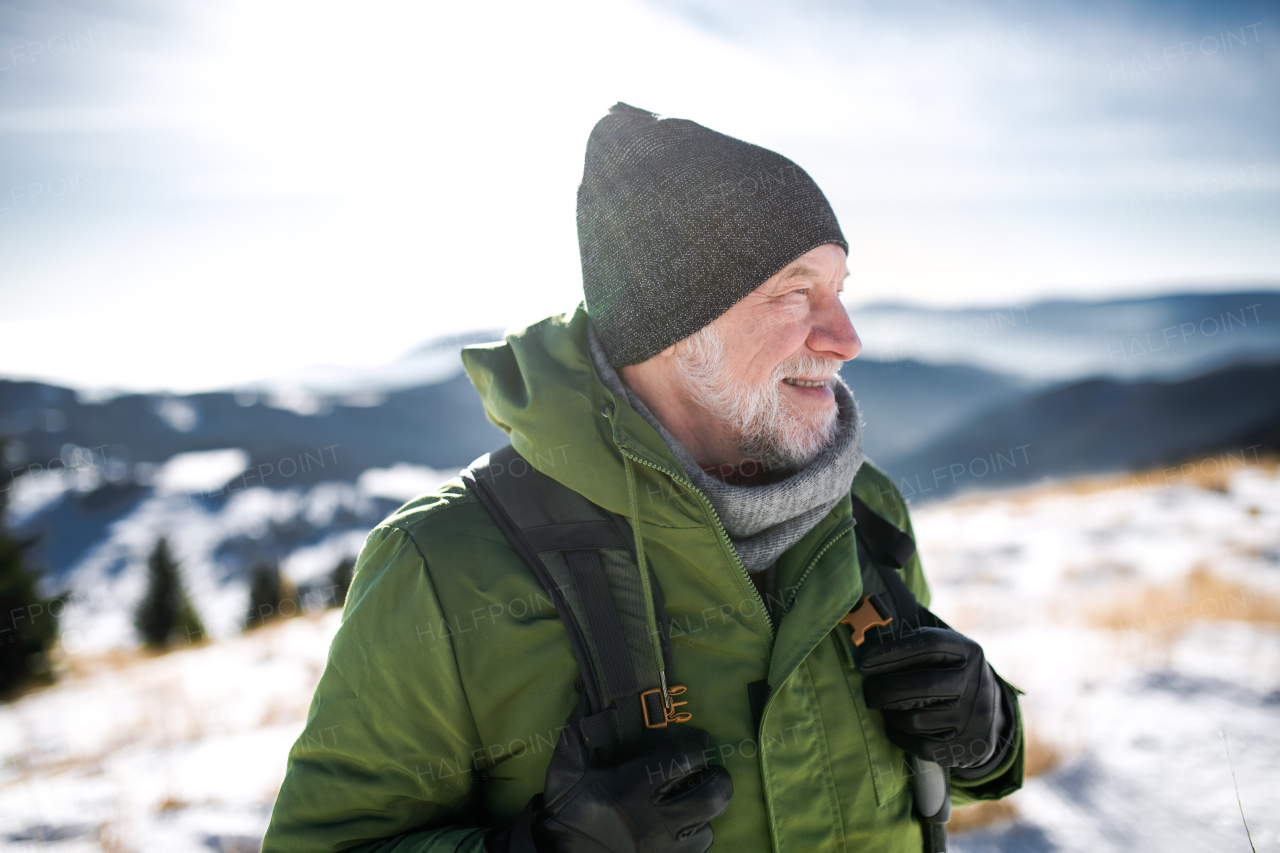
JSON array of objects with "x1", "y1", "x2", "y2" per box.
[{"x1": 782, "y1": 378, "x2": 828, "y2": 388}]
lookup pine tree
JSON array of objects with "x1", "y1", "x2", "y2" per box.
[
  {"x1": 0, "y1": 438, "x2": 63, "y2": 696},
  {"x1": 135, "y1": 536, "x2": 205, "y2": 649},
  {"x1": 0, "y1": 532, "x2": 62, "y2": 696},
  {"x1": 330, "y1": 557, "x2": 355, "y2": 609},
  {"x1": 244, "y1": 562, "x2": 296, "y2": 629}
]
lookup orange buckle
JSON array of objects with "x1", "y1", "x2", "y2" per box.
[
  {"x1": 839, "y1": 595, "x2": 893, "y2": 647},
  {"x1": 641, "y1": 685, "x2": 692, "y2": 728}
]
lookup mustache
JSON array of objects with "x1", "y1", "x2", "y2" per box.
[{"x1": 772, "y1": 355, "x2": 843, "y2": 384}]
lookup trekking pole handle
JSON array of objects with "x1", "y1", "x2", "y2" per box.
[
  {"x1": 910, "y1": 756, "x2": 949, "y2": 853},
  {"x1": 910, "y1": 756, "x2": 949, "y2": 818}
]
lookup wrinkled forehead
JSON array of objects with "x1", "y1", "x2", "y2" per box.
[{"x1": 761, "y1": 245, "x2": 849, "y2": 292}]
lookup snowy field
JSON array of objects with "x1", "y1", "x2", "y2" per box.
[
  {"x1": 2, "y1": 460, "x2": 1277, "y2": 851},
  {"x1": 926, "y1": 460, "x2": 1280, "y2": 852}
]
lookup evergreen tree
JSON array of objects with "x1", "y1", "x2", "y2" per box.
[
  {"x1": 330, "y1": 557, "x2": 355, "y2": 609},
  {"x1": 135, "y1": 536, "x2": 205, "y2": 649},
  {"x1": 244, "y1": 562, "x2": 296, "y2": 629},
  {"x1": 0, "y1": 532, "x2": 62, "y2": 696},
  {"x1": 0, "y1": 438, "x2": 63, "y2": 696}
]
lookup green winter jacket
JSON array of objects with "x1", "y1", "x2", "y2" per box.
[{"x1": 262, "y1": 304, "x2": 1024, "y2": 853}]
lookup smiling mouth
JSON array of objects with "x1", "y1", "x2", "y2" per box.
[{"x1": 781, "y1": 377, "x2": 831, "y2": 389}]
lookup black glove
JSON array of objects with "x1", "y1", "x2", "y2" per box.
[
  {"x1": 858, "y1": 625, "x2": 1010, "y2": 772},
  {"x1": 486, "y1": 701, "x2": 734, "y2": 853}
]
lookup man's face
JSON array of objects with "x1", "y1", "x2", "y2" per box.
[{"x1": 674, "y1": 244, "x2": 861, "y2": 468}]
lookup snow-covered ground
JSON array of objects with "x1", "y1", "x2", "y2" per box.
[
  {"x1": 0, "y1": 613, "x2": 341, "y2": 851},
  {"x1": 1, "y1": 461, "x2": 1277, "y2": 851},
  {"x1": 8, "y1": 451, "x2": 452, "y2": 650},
  {"x1": 925, "y1": 462, "x2": 1280, "y2": 852}
]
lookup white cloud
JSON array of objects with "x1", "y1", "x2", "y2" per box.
[{"x1": 0, "y1": 0, "x2": 1275, "y2": 390}]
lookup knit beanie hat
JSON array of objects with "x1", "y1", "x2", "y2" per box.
[{"x1": 578, "y1": 102, "x2": 847, "y2": 368}]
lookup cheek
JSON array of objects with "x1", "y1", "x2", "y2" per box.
[
  {"x1": 750, "y1": 325, "x2": 810, "y2": 380},
  {"x1": 770, "y1": 320, "x2": 812, "y2": 359},
  {"x1": 741, "y1": 307, "x2": 806, "y2": 343},
  {"x1": 716, "y1": 306, "x2": 810, "y2": 380}
]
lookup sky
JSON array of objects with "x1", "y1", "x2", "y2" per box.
[{"x1": 0, "y1": 0, "x2": 1277, "y2": 393}]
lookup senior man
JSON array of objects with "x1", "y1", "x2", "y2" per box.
[{"x1": 263, "y1": 103, "x2": 1024, "y2": 853}]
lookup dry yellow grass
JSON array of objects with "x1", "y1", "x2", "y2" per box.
[
  {"x1": 52, "y1": 636, "x2": 214, "y2": 680},
  {"x1": 1092, "y1": 565, "x2": 1280, "y2": 637},
  {"x1": 155, "y1": 796, "x2": 189, "y2": 812},
  {"x1": 949, "y1": 799, "x2": 1019, "y2": 833},
  {"x1": 64, "y1": 646, "x2": 145, "y2": 673},
  {"x1": 257, "y1": 695, "x2": 311, "y2": 728},
  {"x1": 1023, "y1": 730, "x2": 1064, "y2": 779},
  {"x1": 939, "y1": 450, "x2": 1277, "y2": 510},
  {"x1": 97, "y1": 820, "x2": 137, "y2": 853}
]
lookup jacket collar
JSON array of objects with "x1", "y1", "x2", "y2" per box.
[{"x1": 461, "y1": 303, "x2": 691, "y2": 519}]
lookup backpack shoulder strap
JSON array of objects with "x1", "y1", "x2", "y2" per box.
[
  {"x1": 849, "y1": 492, "x2": 947, "y2": 632},
  {"x1": 462, "y1": 445, "x2": 702, "y2": 757},
  {"x1": 849, "y1": 493, "x2": 918, "y2": 622}
]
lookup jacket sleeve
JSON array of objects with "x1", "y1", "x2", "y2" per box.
[
  {"x1": 948, "y1": 680, "x2": 1025, "y2": 806},
  {"x1": 856, "y1": 462, "x2": 1026, "y2": 806},
  {"x1": 262, "y1": 526, "x2": 492, "y2": 853}
]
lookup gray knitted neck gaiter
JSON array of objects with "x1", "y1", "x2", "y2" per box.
[{"x1": 588, "y1": 322, "x2": 864, "y2": 573}]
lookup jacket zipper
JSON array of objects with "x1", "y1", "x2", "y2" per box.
[
  {"x1": 617, "y1": 447, "x2": 775, "y2": 637},
  {"x1": 783, "y1": 520, "x2": 855, "y2": 612}
]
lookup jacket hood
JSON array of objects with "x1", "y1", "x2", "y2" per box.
[{"x1": 460, "y1": 304, "x2": 691, "y2": 519}]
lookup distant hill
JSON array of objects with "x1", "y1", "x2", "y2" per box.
[
  {"x1": 842, "y1": 358, "x2": 1031, "y2": 462},
  {"x1": 884, "y1": 360, "x2": 1280, "y2": 501},
  {"x1": 851, "y1": 289, "x2": 1280, "y2": 383},
  {"x1": 0, "y1": 373, "x2": 509, "y2": 489}
]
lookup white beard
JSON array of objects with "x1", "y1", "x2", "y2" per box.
[{"x1": 675, "y1": 323, "x2": 842, "y2": 469}]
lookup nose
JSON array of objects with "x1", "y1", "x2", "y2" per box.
[{"x1": 807, "y1": 293, "x2": 862, "y2": 362}]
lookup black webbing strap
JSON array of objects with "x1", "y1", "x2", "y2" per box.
[
  {"x1": 578, "y1": 708, "x2": 623, "y2": 751},
  {"x1": 850, "y1": 494, "x2": 929, "y2": 633},
  {"x1": 524, "y1": 521, "x2": 621, "y2": 552},
  {"x1": 463, "y1": 471, "x2": 606, "y2": 714},
  {"x1": 857, "y1": 531, "x2": 950, "y2": 634},
  {"x1": 849, "y1": 494, "x2": 916, "y2": 569},
  {"x1": 526, "y1": 518, "x2": 640, "y2": 737},
  {"x1": 564, "y1": 548, "x2": 643, "y2": 745}
]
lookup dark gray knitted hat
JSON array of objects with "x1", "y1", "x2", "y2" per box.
[{"x1": 578, "y1": 102, "x2": 847, "y2": 368}]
